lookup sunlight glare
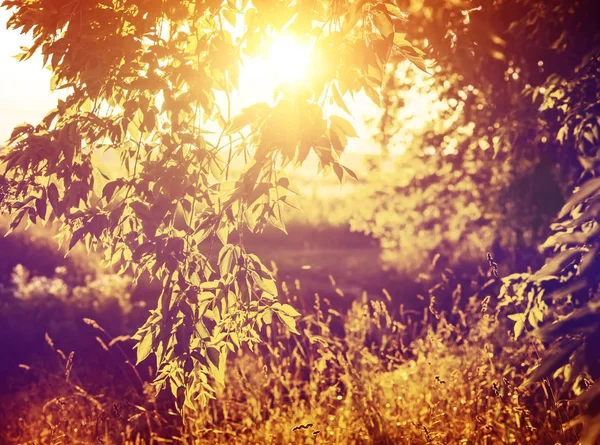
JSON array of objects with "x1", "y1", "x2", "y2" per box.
[
  {"x1": 230, "y1": 34, "x2": 313, "y2": 119},
  {"x1": 269, "y1": 35, "x2": 311, "y2": 84}
]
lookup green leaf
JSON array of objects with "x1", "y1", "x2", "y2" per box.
[
  {"x1": 132, "y1": 241, "x2": 155, "y2": 262},
  {"x1": 223, "y1": 8, "x2": 236, "y2": 26},
  {"x1": 332, "y1": 162, "x2": 343, "y2": 182},
  {"x1": 206, "y1": 347, "x2": 220, "y2": 368},
  {"x1": 330, "y1": 128, "x2": 346, "y2": 155},
  {"x1": 393, "y1": 32, "x2": 410, "y2": 47},
  {"x1": 130, "y1": 201, "x2": 150, "y2": 219},
  {"x1": 523, "y1": 339, "x2": 583, "y2": 387},
  {"x1": 7, "y1": 208, "x2": 26, "y2": 234},
  {"x1": 394, "y1": 34, "x2": 428, "y2": 73},
  {"x1": 557, "y1": 125, "x2": 568, "y2": 144},
  {"x1": 273, "y1": 303, "x2": 301, "y2": 317},
  {"x1": 507, "y1": 313, "x2": 526, "y2": 339},
  {"x1": 546, "y1": 276, "x2": 589, "y2": 302},
  {"x1": 35, "y1": 195, "x2": 47, "y2": 221},
  {"x1": 343, "y1": 166, "x2": 359, "y2": 181},
  {"x1": 384, "y1": 3, "x2": 407, "y2": 19},
  {"x1": 269, "y1": 213, "x2": 287, "y2": 235},
  {"x1": 69, "y1": 227, "x2": 86, "y2": 251},
  {"x1": 276, "y1": 312, "x2": 299, "y2": 335},
  {"x1": 47, "y1": 183, "x2": 60, "y2": 215},
  {"x1": 372, "y1": 10, "x2": 394, "y2": 37},
  {"x1": 9, "y1": 123, "x2": 34, "y2": 143},
  {"x1": 533, "y1": 248, "x2": 583, "y2": 279},
  {"x1": 216, "y1": 220, "x2": 229, "y2": 245},
  {"x1": 245, "y1": 207, "x2": 258, "y2": 232},
  {"x1": 102, "y1": 179, "x2": 123, "y2": 203},
  {"x1": 225, "y1": 108, "x2": 256, "y2": 135},
  {"x1": 399, "y1": 48, "x2": 428, "y2": 73},
  {"x1": 559, "y1": 177, "x2": 600, "y2": 219},
  {"x1": 206, "y1": 346, "x2": 226, "y2": 386},
  {"x1": 363, "y1": 84, "x2": 381, "y2": 106},
  {"x1": 218, "y1": 244, "x2": 235, "y2": 277},
  {"x1": 196, "y1": 320, "x2": 211, "y2": 339},
  {"x1": 330, "y1": 115, "x2": 358, "y2": 138},
  {"x1": 253, "y1": 272, "x2": 277, "y2": 296},
  {"x1": 136, "y1": 331, "x2": 153, "y2": 364},
  {"x1": 331, "y1": 82, "x2": 351, "y2": 115},
  {"x1": 536, "y1": 300, "x2": 600, "y2": 343},
  {"x1": 341, "y1": 0, "x2": 366, "y2": 35},
  {"x1": 262, "y1": 309, "x2": 273, "y2": 325}
]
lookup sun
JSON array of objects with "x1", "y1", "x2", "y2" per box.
[
  {"x1": 268, "y1": 35, "x2": 311, "y2": 84},
  {"x1": 233, "y1": 35, "x2": 312, "y2": 111}
]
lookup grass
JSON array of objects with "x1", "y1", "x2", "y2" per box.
[{"x1": 0, "y1": 253, "x2": 581, "y2": 444}]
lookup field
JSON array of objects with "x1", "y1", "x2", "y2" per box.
[{"x1": 0, "y1": 216, "x2": 578, "y2": 444}]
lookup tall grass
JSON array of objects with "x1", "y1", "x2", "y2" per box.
[{"x1": 0, "y1": 263, "x2": 579, "y2": 444}]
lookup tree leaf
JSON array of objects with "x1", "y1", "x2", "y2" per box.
[
  {"x1": 559, "y1": 177, "x2": 600, "y2": 219},
  {"x1": 385, "y1": 3, "x2": 407, "y2": 19},
  {"x1": 225, "y1": 108, "x2": 256, "y2": 135},
  {"x1": 372, "y1": 10, "x2": 394, "y2": 37},
  {"x1": 393, "y1": 32, "x2": 410, "y2": 47},
  {"x1": 343, "y1": 166, "x2": 359, "y2": 181},
  {"x1": 253, "y1": 272, "x2": 277, "y2": 296},
  {"x1": 216, "y1": 221, "x2": 229, "y2": 245},
  {"x1": 69, "y1": 227, "x2": 86, "y2": 251},
  {"x1": 523, "y1": 338, "x2": 583, "y2": 387},
  {"x1": 533, "y1": 248, "x2": 583, "y2": 279},
  {"x1": 331, "y1": 82, "x2": 351, "y2": 115},
  {"x1": 136, "y1": 331, "x2": 153, "y2": 365},
  {"x1": 341, "y1": 0, "x2": 366, "y2": 35},
  {"x1": 276, "y1": 303, "x2": 301, "y2": 317},
  {"x1": 218, "y1": 244, "x2": 235, "y2": 277},
  {"x1": 47, "y1": 183, "x2": 60, "y2": 215},
  {"x1": 332, "y1": 162, "x2": 344, "y2": 182},
  {"x1": 102, "y1": 180, "x2": 123, "y2": 203},
  {"x1": 507, "y1": 313, "x2": 526, "y2": 339},
  {"x1": 276, "y1": 312, "x2": 299, "y2": 335},
  {"x1": 363, "y1": 84, "x2": 381, "y2": 106},
  {"x1": 207, "y1": 346, "x2": 220, "y2": 368},
  {"x1": 35, "y1": 194, "x2": 47, "y2": 221},
  {"x1": 536, "y1": 300, "x2": 600, "y2": 344},
  {"x1": 330, "y1": 115, "x2": 358, "y2": 138}
]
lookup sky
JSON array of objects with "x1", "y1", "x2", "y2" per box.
[{"x1": 0, "y1": 10, "x2": 59, "y2": 143}]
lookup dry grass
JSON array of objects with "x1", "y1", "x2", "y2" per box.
[{"x1": 0, "y1": 262, "x2": 581, "y2": 444}]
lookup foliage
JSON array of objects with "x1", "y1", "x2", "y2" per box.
[
  {"x1": 0, "y1": 0, "x2": 427, "y2": 413},
  {"x1": 352, "y1": 0, "x2": 600, "y2": 271},
  {"x1": 500, "y1": 177, "x2": 600, "y2": 444}
]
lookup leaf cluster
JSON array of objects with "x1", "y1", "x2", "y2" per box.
[{"x1": 0, "y1": 0, "x2": 426, "y2": 414}]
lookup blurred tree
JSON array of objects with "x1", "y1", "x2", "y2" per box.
[
  {"x1": 353, "y1": 0, "x2": 599, "y2": 272},
  {"x1": 0, "y1": 0, "x2": 425, "y2": 414}
]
